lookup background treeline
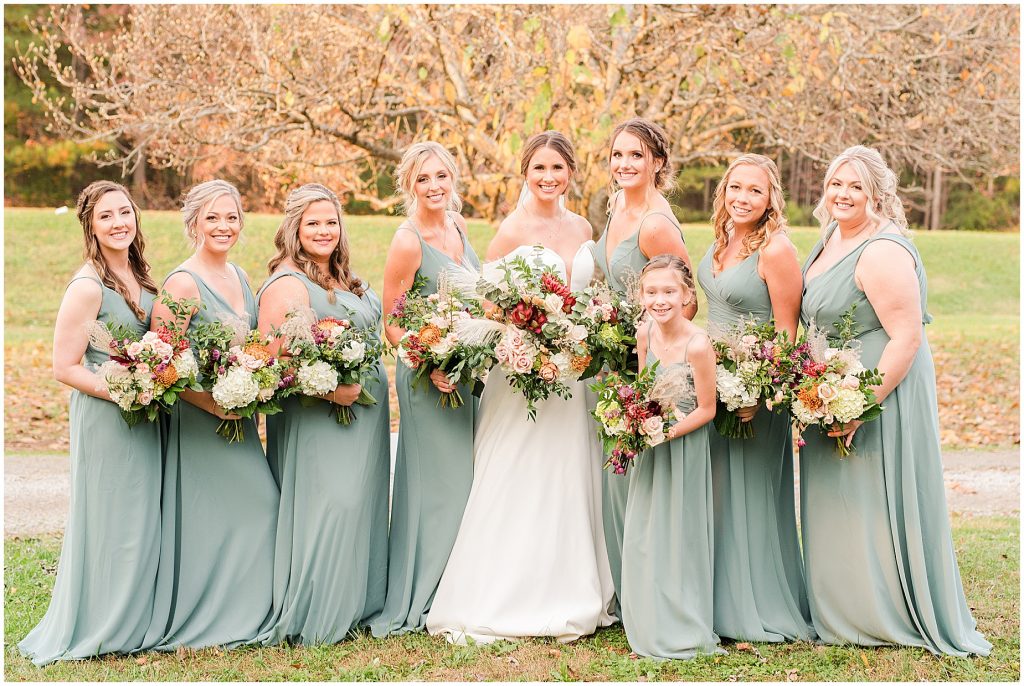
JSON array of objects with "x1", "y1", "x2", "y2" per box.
[{"x1": 5, "y1": 4, "x2": 1020, "y2": 231}]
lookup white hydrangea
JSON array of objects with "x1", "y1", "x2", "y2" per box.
[
  {"x1": 98, "y1": 360, "x2": 135, "y2": 410},
  {"x1": 716, "y1": 366, "x2": 757, "y2": 411},
  {"x1": 791, "y1": 398, "x2": 819, "y2": 426},
  {"x1": 829, "y1": 387, "x2": 866, "y2": 423},
  {"x1": 297, "y1": 360, "x2": 338, "y2": 396},
  {"x1": 173, "y1": 349, "x2": 199, "y2": 380},
  {"x1": 212, "y1": 366, "x2": 259, "y2": 410}
]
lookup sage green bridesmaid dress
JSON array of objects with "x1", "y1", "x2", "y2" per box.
[
  {"x1": 696, "y1": 246, "x2": 815, "y2": 642},
  {"x1": 257, "y1": 271, "x2": 390, "y2": 645},
  {"x1": 799, "y1": 225, "x2": 991, "y2": 656},
  {"x1": 143, "y1": 265, "x2": 279, "y2": 651},
  {"x1": 370, "y1": 223, "x2": 480, "y2": 637},
  {"x1": 594, "y1": 207, "x2": 684, "y2": 615},
  {"x1": 620, "y1": 334, "x2": 724, "y2": 660},
  {"x1": 18, "y1": 277, "x2": 161, "y2": 667}
]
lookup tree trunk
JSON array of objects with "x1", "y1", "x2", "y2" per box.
[
  {"x1": 132, "y1": 146, "x2": 148, "y2": 201},
  {"x1": 929, "y1": 166, "x2": 943, "y2": 230}
]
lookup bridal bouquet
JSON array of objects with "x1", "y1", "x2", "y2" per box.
[
  {"x1": 446, "y1": 254, "x2": 594, "y2": 420},
  {"x1": 389, "y1": 272, "x2": 494, "y2": 408},
  {"x1": 589, "y1": 362, "x2": 690, "y2": 475},
  {"x1": 710, "y1": 316, "x2": 802, "y2": 439},
  {"x1": 89, "y1": 294, "x2": 201, "y2": 426},
  {"x1": 191, "y1": 318, "x2": 294, "y2": 442},
  {"x1": 275, "y1": 305, "x2": 383, "y2": 425},
  {"x1": 789, "y1": 306, "x2": 884, "y2": 457},
  {"x1": 570, "y1": 280, "x2": 644, "y2": 379}
]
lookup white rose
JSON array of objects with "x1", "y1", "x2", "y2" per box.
[
  {"x1": 568, "y1": 324, "x2": 588, "y2": 343},
  {"x1": 543, "y1": 293, "x2": 564, "y2": 314},
  {"x1": 137, "y1": 390, "x2": 154, "y2": 406},
  {"x1": 432, "y1": 334, "x2": 456, "y2": 357},
  {"x1": 153, "y1": 340, "x2": 174, "y2": 360},
  {"x1": 257, "y1": 385, "x2": 276, "y2": 402},
  {"x1": 141, "y1": 331, "x2": 162, "y2": 345},
  {"x1": 238, "y1": 352, "x2": 263, "y2": 372},
  {"x1": 340, "y1": 340, "x2": 366, "y2": 364},
  {"x1": 126, "y1": 341, "x2": 145, "y2": 358},
  {"x1": 840, "y1": 374, "x2": 860, "y2": 390}
]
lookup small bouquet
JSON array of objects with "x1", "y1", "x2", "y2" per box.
[
  {"x1": 570, "y1": 279, "x2": 644, "y2": 380},
  {"x1": 790, "y1": 306, "x2": 884, "y2": 457},
  {"x1": 589, "y1": 362, "x2": 691, "y2": 475},
  {"x1": 276, "y1": 305, "x2": 383, "y2": 425},
  {"x1": 89, "y1": 294, "x2": 201, "y2": 426},
  {"x1": 710, "y1": 316, "x2": 801, "y2": 439},
  {"x1": 447, "y1": 254, "x2": 594, "y2": 420},
  {"x1": 191, "y1": 318, "x2": 294, "y2": 442},
  {"x1": 389, "y1": 272, "x2": 494, "y2": 408}
]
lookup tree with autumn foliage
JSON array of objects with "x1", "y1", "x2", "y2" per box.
[{"x1": 14, "y1": 4, "x2": 1019, "y2": 226}]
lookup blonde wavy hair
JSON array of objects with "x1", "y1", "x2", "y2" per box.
[
  {"x1": 181, "y1": 179, "x2": 244, "y2": 249},
  {"x1": 266, "y1": 183, "x2": 364, "y2": 302},
  {"x1": 395, "y1": 141, "x2": 463, "y2": 217},
  {"x1": 710, "y1": 154, "x2": 788, "y2": 269},
  {"x1": 76, "y1": 180, "x2": 157, "y2": 320},
  {"x1": 812, "y1": 145, "x2": 909, "y2": 235}
]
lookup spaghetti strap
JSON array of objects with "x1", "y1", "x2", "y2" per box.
[{"x1": 682, "y1": 332, "x2": 709, "y2": 364}]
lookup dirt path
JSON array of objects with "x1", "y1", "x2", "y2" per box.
[{"x1": 4, "y1": 446, "x2": 1019, "y2": 538}]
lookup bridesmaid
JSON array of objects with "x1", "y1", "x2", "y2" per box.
[
  {"x1": 696, "y1": 155, "x2": 815, "y2": 642},
  {"x1": 594, "y1": 117, "x2": 697, "y2": 614},
  {"x1": 18, "y1": 182, "x2": 161, "y2": 666},
  {"x1": 370, "y1": 143, "x2": 480, "y2": 637},
  {"x1": 257, "y1": 183, "x2": 390, "y2": 644},
  {"x1": 800, "y1": 145, "x2": 991, "y2": 656},
  {"x1": 621, "y1": 255, "x2": 722, "y2": 660},
  {"x1": 143, "y1": 180, "x2": 279, "y2": 650}
]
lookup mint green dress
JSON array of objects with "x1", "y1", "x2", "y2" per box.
[
  {"x1": 620, "y1": 336, "x2": 723, "y2": 660},
  {"x1": 696, "y1": 246, "x2": 814, "y2": 642},
  {"x1": 142, "y1": 265, "x2": 278, "y2": 651},
  {"x1": 370, "y1": 224, "x2": 480, "y2": 637},
  {"x1": 594, "y1": 208, "x2": 683, "y2": 615},
  {"x1": 800, "y1": 226, "x2": 991, "y2": 656},
  {"x1": 257, "y1": 271, "x2": 390, "y2": 645},
  {"x1": 18, "y1": 277, "x2": 161, "y2": 667}
]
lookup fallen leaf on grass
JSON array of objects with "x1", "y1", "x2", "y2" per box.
[
  {"x1": 629, "y1": 652, "x2": 639, "y2": 660},
  {"x1": 548, "y1": 649, "x2": 560, "y2": 657},
  {"x1": 785, "y1": 668, "x2": 799, "y2": 681},
  {"x1": 135, "y1": 656, "x2": 148, "y2": 666},
  {"x1": 735, "y1": 642, "x2": 753, "y2": 651},
  {"x1": 860, "y1": 652, "x2": 870, "y2": 667},
  {"x1": 507, "y1": 657, "x2": 518, "y2": 666}
]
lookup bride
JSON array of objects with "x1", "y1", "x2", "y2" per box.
[{"x1": 426, "y1": 131, "x2": 616, "y2": 643}]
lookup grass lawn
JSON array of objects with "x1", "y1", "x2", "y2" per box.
[
  {"x1": 4, "y1": 514, "x2": 1018, "y2": 681},
  {"x1": 4, "y1": 208, "x2": 1018, "y2": 451}
]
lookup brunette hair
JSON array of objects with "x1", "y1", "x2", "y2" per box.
[
  {"x1": 395, "y1": 141, "x2": 463, "y2": 216},
  {"x1": 266, "y1": 183, "x2": 365, "y2": 302},
  {"x1": 812, "y1": 145, "x2": 909, "y2": 235},
  {"x1": 710, "y1": 154, "x2": 789, "y2": 269},
  {"x1": 75, "y1": 180, "x2": 157, "y2": 320},
  {"x1": 608, "y1": 117, "x2": 675, "y2": 192},
  {"x1": 640, "y1": 254, "x2": 694, "y2": 303},
  {"x1": 520, "y1": 131, "x2": 579, "y2": 177}
]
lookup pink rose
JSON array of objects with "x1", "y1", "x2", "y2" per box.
[
  {"x1": 817, "y1": 383, "x2": 839, "y2": 403},
  {"x1": 538, "y1": 362, "x2": 558, "y2": 383},
  {"x1": 137, "y1": 390, "x2": 154, "y2": 405},
  {"x1": 641, "y1": 415, "x2": 665, "y2": 439},
  {"x1": 510, "y1": 352, "x2": 533, "y2": 374},
  {"x1": 840, "y1": 375, "x2": 860, "y2": 390}
]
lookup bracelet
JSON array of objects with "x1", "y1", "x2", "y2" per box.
[{"x1": 332, "y1": 388, "x2": 339, "y2": 405}]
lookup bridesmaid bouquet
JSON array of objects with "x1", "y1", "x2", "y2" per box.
[
  {"x1": 571, "y1": 280, "x2": 644, "y2": 380},
  {"x1": 276, "y1": 305, "x2": 384, "y2": 425},
  {"x1": 446, "y1": 255, "x2": 594, "y2": 420},
  {"x1": 191, "y1": 318, "x2": 294, "y2": 442},
  {"x1": 388, "y1": 272, "x2": 494, "y2": 408},
  {"x1": 589, "y1": 362, "x2": 690, "y2": 475},
  {"x1": 711, "y1": 317, "x2": 802, "y2": 439},
  {"x1": 790, "y1": 306, "x2": 884, "y2": 457},
  {"x1": 89, "y1": 295, "x2": 201, "y2": 426}
]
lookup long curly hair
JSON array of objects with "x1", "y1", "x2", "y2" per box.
[
  {"x1": 266, "y1": 183, "x2": 365, "y2": 302},
  {"x1": 710, "y1": 154, "x2": 788, "y2": 270},
  {"x1": 76, "y1": 180, "x2": 157, "y2": 320},
  {"x1": 812, "y1": 145, "x2": 909, "y2": 236}
]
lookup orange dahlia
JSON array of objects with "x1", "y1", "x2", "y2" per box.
[
  {"x1": 417, "y1": 323, "x2": 443, "y2": 347},
  {"x1": 570, "y1": 354, "x2": 592, "y2": 373},
  {"x1": 796, "y1": 386, "x2": 824, "y2": 412},
  {"x1": 315, "y1": 317, "x2": 348, "y2": 333},
  {"x1": 243, "y1": 342, "x2": 273, "y2": 363},
  {"x1": 154, "y1": 364, "x2": 179, "y2": 387}
]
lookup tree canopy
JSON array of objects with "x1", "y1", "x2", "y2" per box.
[{"x1": 15, "y1": 4, "x2": 1020, "y2": 222}]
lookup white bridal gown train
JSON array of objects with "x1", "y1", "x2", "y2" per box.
[{"x1": 426, "y1": 244, "x2": 616, "y2": 644}]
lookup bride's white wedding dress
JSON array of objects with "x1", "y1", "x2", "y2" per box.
[{"x1": 426, "y1": 243, "x2": 616, "y2": 644}]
